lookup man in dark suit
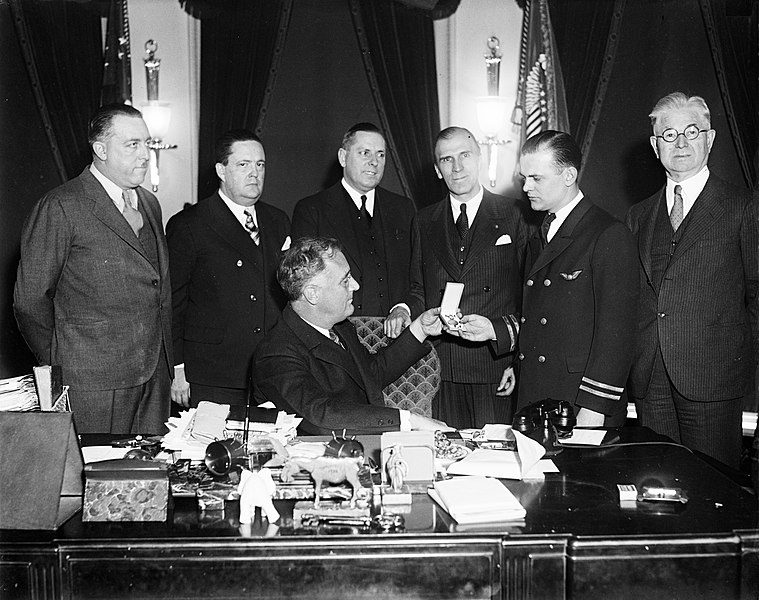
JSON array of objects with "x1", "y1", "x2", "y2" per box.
[
  {"x1": 456, "y1": 131, "x2": 638, "y2": 427},
  {"x1": 626, "y1": 92, "x2": 758, "y2": 468},
  {"x1": 167, "y1": 130, "x2": 290, "y2": 408},
  {"x1": 291, "y1": 123, "x2": 415, "y2": 316},
  {"x1": 252, "y1": 236, "x2": 448, "y2": 435},
  {"x1": 14, "y1": 104, "x2": 173, "y2": 434},
  {"x1": 385, "y1": 127, "x2": 529, "y2": 429}
]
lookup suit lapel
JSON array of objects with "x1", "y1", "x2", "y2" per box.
[
  {"x1": 635, "y1": 191, "x2": 662, "y2": 285},
  {"x1": 668, "y1": 178, "x2": 724, "y2": 265},
  {"x1": 205, "y1": 194, "x2": 263, "y2": 270},
  {"x1": 528, "y1": 198, "x2": 591, "y2": 277},
  {"x1": 426, "y1": 199, "x2": 461, "y2": 279}
]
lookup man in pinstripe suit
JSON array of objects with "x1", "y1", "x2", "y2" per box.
[
  {"x1": 385, "y1": 127, "x2": 529, "y2": 429},
  {"x1": 625, "y1": 92, "x2": 758, "y2": 468}
]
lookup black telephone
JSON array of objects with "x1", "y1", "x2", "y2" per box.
[{"x1": 512, "y1": 399, "x2": 576, "y2": 456}]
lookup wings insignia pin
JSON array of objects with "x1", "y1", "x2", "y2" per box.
[{"x1": 560, "y1": 270, "x2": 582, "y2": 280}]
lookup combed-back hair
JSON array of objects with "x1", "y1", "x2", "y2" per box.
[
  {"x1": 649, "y1": 92, "x2": 711, "y2": 129},
  {"x1": 521, "y1": 130, "x2": 582, "y2": 173},
  {"x1": 87, "y1": 104, "x2": 144, "y2": 148},
  {"x1": 215, "y1": 129, "x2": 263, "y2": 165},
  {"x1": 278, "y1": 236, "x2": 344, "y2": 301},
  {"x1": 340, "y1": 122, "x2": 384, "y2": 150}
]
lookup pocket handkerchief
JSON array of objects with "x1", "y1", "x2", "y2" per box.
[
  {"x1": 495, "y1": 234, "x2": 512, "y2": 246},
  {"x1": 281, "y1": 236, "x2": 291, "y2": 251}
]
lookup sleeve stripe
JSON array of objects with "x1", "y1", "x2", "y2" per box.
[
  {"x1": 579, "y1": 384, "x2": 622, "y2": 401},
  {"x1": 501, "y1": 314, "x2": 520, "y2": 352},
  {"x1": 581, "y1": 376, "x2": 624, "y2": 393}
]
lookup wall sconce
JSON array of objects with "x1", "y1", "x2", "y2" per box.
[
  {"x1": 476, "y1": 37, "x2": 509, "y2": 187},
  {"x1": 141, "y1": 40, "x2": 176, "y2": 192}
]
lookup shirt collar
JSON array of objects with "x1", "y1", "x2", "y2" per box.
[
  {"x1": 546, "y1": 190, "x2": 584, "y2": 242},
  {"x1": 299, "y1": 315, "x2": 332, "y2": 339},
  {"x1": 449, "y1": 185, "x2": 484, "y2": 223},
  {"x1": 666, "y1": 166, "x2": 709, "y2": 214},
  {"x1": 90, "y1": 164, "x2": 137, "y2": 211},
  {"x1": 341, "y1": 178, "x2": 375, "y2": 216},
  {"x1": 219, "y1": 189, "x2": 257, "y2": 227}
]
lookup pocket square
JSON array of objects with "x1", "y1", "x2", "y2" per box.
[
  {"x1": 281, "y1": 236, "x2": 291, "y2": 251},
  {"x1": 560, "y1": 270, "x2": 582, "y2": 280},
  {"x1": 495, "y1": 234, "x2": 512, "y2": 246}
]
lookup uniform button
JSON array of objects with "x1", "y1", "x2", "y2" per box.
[
  {"x1": 357, "y1": 305, "x2": 362, "y2": 310},
  {"x1": 483, "y1": 286, "x2": 490, "y2": 292},
  {"x1": 376, "y1": 263, "x2": 381, "y2": 267},
  {"x1": 657, "y1": 312, "x2": 666, "y2": 318},
  {"x1": 526, "y1": 279, "x2": 534, "y2": 286},
  {"x1": 520, "y1": 317, "x2": 526, "y2": 323},
  {"x1": 518, "y1": 353, "x2": 525, "y2": 360},
  {"x1": 543, "y1": 279, "x2": 551, "y2": 286},
  {"x1": 236, "y1": 260, "x2": 243, "y2": 267},
  {"x1": 538, "y1": 355, "x2": 546, "y2": 363},
  {"x1": 370, "y1": 250, "x2": 375, "y2": 255},
  {"x1": 253, "y1": 327, "x2": 261, "y2": 334},
  {"x1": 250, "y1": 295, "x2": 257, "y2": 301},
  {"x1": 459, "y1": 259, "x2": 464, "y2": 265},
  {"x1": 540, "y1": 318, "x2": 547, "y2": 325},
  {"x1": 378, "y1": 277, "x2": 384, "y2": 282},
  {"x1": 460, "y1": 245, "x2": 465, "y2": 252},
  {"x1": 379, "y1": 293, "x2": 384, "y2": 298},
  {"x1": 151, "y1": 279, "x2": 159, "y2": 286}
]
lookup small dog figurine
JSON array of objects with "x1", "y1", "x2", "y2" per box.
[{"x1": 280, "y1": 457, "x2": 362, "y2": 507}]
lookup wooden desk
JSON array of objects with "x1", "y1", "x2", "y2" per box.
[{"x1": 1, "y1": 428, "x2": 757, "y2": 599}]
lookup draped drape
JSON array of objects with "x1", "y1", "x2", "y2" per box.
[
  {"x1": 548, "y1": 0, "x2": 625, "y2": 162},
  {"x1": 9, "y1": 0, "x2": 103, "y2": 181},
  {"x1": 699, "y1": 0, "x2": 757, "y2": 189},
  {"x1": 193, "y1": 0, "x2": 293, "y2": 201},
  {"x1": 348, "y1": 0, "x2": 444, "y2": 209}
]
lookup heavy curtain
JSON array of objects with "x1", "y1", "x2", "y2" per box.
[
  {"x1": 699, "y1": 0, "x2": 758, "y2": 189},
  {"x1": 349, "y1": 0, "x2": 444, "y2": 209},
  {"x1": 192, "y1": 0, "x2": 294, "y2": 201},
  {"x1": 548, "y1": 0, "x2": 625, "y2": 161},
  {"x1": 8, "y1": 0, "x2": 103, "y2": 181}
]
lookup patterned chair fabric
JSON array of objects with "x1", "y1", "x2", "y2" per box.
[{"x1": 349, "y1": 316, "x2": 440, "y2": 417}]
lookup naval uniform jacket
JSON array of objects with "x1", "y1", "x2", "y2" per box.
[
  {"x1": 514, "y1": 197, "x2": 638, "y2": 422},
  {"x1": 252, "y1": 304, "x2": 429, "y2": 435},
  {"x1": 625, "y1": 174, "x2": 758, "y2": 401},
  {"x1": 406, "y1": 189, "x2": 528, "y2": 384},
  {"x1": 166, "y1": 193, "x2": 290, "y2": 389}
]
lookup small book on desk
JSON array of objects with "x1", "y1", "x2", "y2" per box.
[
  {"x1": 226, "y1": 404, "x2": 278, "y2": 426},
  {"x1": 428, "y1": 475, "x2": 526, "y2": 524}
]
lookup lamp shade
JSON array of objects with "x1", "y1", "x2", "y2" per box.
[
  {"x1": 141, "y1": 101, "x2": 171, "y2": 140},
  {"x1": 476, "y1": 96, "x2": 509, "y2": 139}
]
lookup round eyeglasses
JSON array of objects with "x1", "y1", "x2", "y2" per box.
[{"x1": 655, "y1": 124, "x2": 709, "y2": 143}]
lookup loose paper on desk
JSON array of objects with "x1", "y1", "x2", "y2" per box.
[
  {"x1": 428, "y1": 476, "x2": 526, "y2": 524},
  {"x1": 446, "y1": 430, "x2": 558, "y2": 479},
  {"x1": 558, "y1": 428, "x2": 606, "y2": 446}
]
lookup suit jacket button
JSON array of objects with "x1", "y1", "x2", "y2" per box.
[
  {"x1": 540, "y1": 318, "x2": 547, "y2": 325},
  {"x1": 543, "y1": 279, "x2": 551, "y2": 286},
  {"x1": 526, "y1": 279, "x2": 534, "y2": 286},
  {"x1": 250, "y1": 295, "x2": 257, "y2": 301},
  {"x1": 538, "y1": 355, "x2": 546, "y2": 363},
  {"x1": 253, "y1": 327, "x2": 261, "y2": 334},
  {"x1": 152, "y1": 279, "x2": 159, "y2": 286},
  {"x1": 237, "y1": 260, "x2": 243, "y2": 267},
  {"x1": 518, "y1": 353, "x2": 525, "y2": 360},
  {"x1": 520, "y1": 316, "x2": 526, "y2": 323},
  {"x1": 657, "y1": 312, "x2": 666, "y2": 318},
  {"x1": 482, "y1": 286, "x2": 490, "y2": 292}
]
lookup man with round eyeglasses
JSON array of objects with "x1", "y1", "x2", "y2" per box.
[{"x1": 625, "y1": 92, "x2": 758, "y2": 469}]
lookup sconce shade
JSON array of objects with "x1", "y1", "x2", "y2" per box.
[
  {"x1": 141, "y1": 101, "x2": 171, "y2": 140},
  {"x1": 476, "y1": 96, "x2": 509, "y2": 139}
]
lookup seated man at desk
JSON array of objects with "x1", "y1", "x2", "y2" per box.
[{"x1": 252, "y1": 236, "x2": 449, "y2": 435}]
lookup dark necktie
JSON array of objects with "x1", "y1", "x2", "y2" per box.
[
  {"x1": 670, "y1": 185, "x2": 684, "y2": 231},
  {"x1": 121, "y1": 189, "x2": 143, "y2": 236},
  {"x1": 540, "y1": 212, "x2": 556, "y2": 247},
  {"x1": 244, "y1": 209, "x2": 260, "y2": 245},
  {"x1": 456, "y1": 203, "x2": 469, "y2": 239},
  {"x1": 359, "y1": 194, "x2": 372, "y2": 226}
]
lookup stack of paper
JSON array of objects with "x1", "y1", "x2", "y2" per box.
[
  {"x1": 225, "y1": 402, "x2": 302, "y2": 445},
  {"x1": 446, "y1": 430, "x2": 558, "y2": 479},
  {"x1": 0, "y1": 375, "x2": 38, "y2": 412},
  {"x1": 162, "y1": 408, "x2": 208, "y2": 461},
  {"x1": 429, "y1": 476, "x2": 526, "y2": 523}
]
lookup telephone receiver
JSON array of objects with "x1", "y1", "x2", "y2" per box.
[{"x1": 512, "y1": 399, "x2": 576, "y2": 456}]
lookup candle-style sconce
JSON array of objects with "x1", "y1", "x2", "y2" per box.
[
  {"x1": 476, "y1": 37, "x2": 510, "y2": 187},
  {"x1": 141, "y1": 40, "x2": 176, "y2": 192}
]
